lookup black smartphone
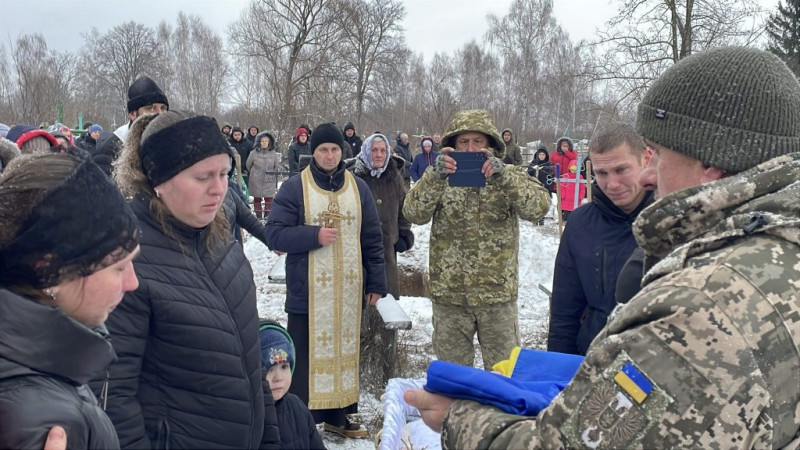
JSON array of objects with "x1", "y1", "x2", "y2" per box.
[{"x1": 448, "y1": 152, "x2": 487, "y2": 187}]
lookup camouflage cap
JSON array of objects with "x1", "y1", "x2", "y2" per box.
[{"x1": 441, "y1": 109, "x2": 505, "y2": 158}]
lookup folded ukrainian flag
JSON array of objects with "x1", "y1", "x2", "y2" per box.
[{"x1": 424, "y1": 347, "x2": 584, "y2": 416}]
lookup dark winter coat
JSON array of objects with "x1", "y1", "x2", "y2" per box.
[
  {"x1": 247, "y1": 132, "x2": 281, "y2": 198},
  {"x1": 95, "y1": 197, "x2": 277, "y2": 449},
  {"x1": 89, "y1": 132, "x2": 123, "y2": 178},
  {"x1": 614, "y1": 246, "x2": 645, "y2": 304},
  {"x1": 245, "y1": 125, "x2": 260, "y2": 149},
  {"x1": 287, "y1": 141, "x2": 311, "y2": 174},
  {"x1": 350, "y1": 156, "x2": 413, "y2": 298},
  {"x1": 342, "y1": 122, "x2": 362, "y2": 158},
  {"x1": 223, "y1": 188, "x2": 268, "y2": 246},
  {"x1": 265, "y1": 160, "x2": 388, "y2": 314},
  {"x1": 527, "y1": 147, "x2": 555, "y2": 192},
  {"x1": 547, "y1": 185, "x2": 655, "y2": 355},
  {"x1": 0, "y1": 289, "x2": 119, "y2": 449},
  {"x1": 229, "y1": 128, "x2": 252, "y2": 175},
  {"x1": 393, "y1": 138, "x2": 412, "y2": 183},
  {"x1": 78, "y1": 133, "x2": 98, "y2": 154},
  {"x1": 274, "y1": 393, "x2": 325, "y2": 450},
  {"x1": 409, "y1": 147, "x2": 438, "y2": 182}
]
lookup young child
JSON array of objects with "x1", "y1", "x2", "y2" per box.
[{"x1": 260, "y1": 320, "x2": 326, "y2": 449}]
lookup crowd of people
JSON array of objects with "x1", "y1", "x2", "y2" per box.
[{"x1": 1, "y1": 45, "x2": 799, "y2": 450}]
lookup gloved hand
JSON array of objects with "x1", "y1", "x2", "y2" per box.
[
  {"x1": 434, "y1": 154, "x2": 450, "y2": 180},
  {"x1": 487, "y1": 156, "x2": 505, "y2": 179},
  {"x1": 394, "y1": 229, "x2": 415, "y2": 253}
]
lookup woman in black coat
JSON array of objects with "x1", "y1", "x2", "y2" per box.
[
  {"x1": 0, "y1": 150, "x2": 141, "y2": 449},
  {"x1": 104, "y1": 111, "x2": 280, "y2": 449}
]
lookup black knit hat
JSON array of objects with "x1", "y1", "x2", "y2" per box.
[
  {"x1": 309, "y1": 122, "x2": 344, "y2": 153},
  {"x1": 140, "y1": 114, "x2": 233, "y2": 187},
  {"x1": 636, "y1": 46, "x2": 800, "y2": 174},
  {"x1": 127, "y1": 76, "x2": 169, "y2": 114}
]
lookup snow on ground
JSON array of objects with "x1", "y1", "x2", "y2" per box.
[{"x1": 244, "y1": 194, "x2": 560, "y2": 448}]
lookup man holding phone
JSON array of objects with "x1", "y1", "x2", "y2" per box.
[{"x1": 403, "y1": 109, "x2": 551, "y2": 369}]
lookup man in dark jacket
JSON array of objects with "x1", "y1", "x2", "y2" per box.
[
  {"x1": 229, "y1": 127, "x2": 252, "y2": 185},
  {"x1": 246, "y1": 125, "x2": 260, "y2": 148},
  {"x1": 547, "y1": 122, "x2": 654, "y2": 355},
  {"x1": 88, "y1": 131, "x2": 123, "y2": 178},
  {"x1": 265, "y1": 123, "x2": 387, "y2": 437},
  {"x1": 394, "y1": 132, "x2": 412, "y2": 185},
  {"x1": 77, "y1": 124, "x2": 103, "y2": 154},
  {"x1": 342, "y1": 121, "x2": 362, "y2": 158},
  {"x1": 501, "y1": 128, "x2": 523, "y2": 165}
]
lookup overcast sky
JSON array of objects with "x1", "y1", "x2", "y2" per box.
[{"x1": 1, "y1": 0, "x2": 652, "y2": 58}]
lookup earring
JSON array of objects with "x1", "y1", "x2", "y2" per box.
[{"x1": 44, "y1": 289, "x2": 57, "y2": 300}]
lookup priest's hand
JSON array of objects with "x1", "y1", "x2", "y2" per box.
[
  {"x1": 404, "y1": 389, "x2": 453, "y2": 433},
  {"x1": 365, "y1": 292, "x2": 381, "y2": 305},
  {"x1": 318, "y1": 227, "x2": 338, "y2": 246}
]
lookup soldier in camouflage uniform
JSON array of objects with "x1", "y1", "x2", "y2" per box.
[
  {"x1": 405, "y1": 47, "x2": 800, "y2": 448},
  {"x1": 402, "y1": 109, "x2": 551, "y2": 369}
]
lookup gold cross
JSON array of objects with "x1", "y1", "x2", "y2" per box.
[
  {"x1": 318, "y1": 271, "x2": 331, "y2": 287},
  {"x1": 318, "y1": 331, "x2": 333, "y2": 348},
  {"x1": 342, "y1": 210, "x2": 356, "y2": 226},
  {"x1": 321, "y1": 202, "x2": 342, "y2": 228}
]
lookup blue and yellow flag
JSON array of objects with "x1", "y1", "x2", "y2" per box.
[{"x1": 613, "y1": 362, "x2": 653, "y2": 404}]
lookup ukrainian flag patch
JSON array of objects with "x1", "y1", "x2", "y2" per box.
[{"x1": 613, "y1": 362, "x2": 653, "y2": 404}]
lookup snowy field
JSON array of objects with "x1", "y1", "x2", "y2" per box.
[{"x1": 244, "y1": 195, "x2": 560, "y2": 449}]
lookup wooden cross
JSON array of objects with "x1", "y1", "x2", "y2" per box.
[{"x1": 321, "y1": 201, "x2": 342, "y2": 228}]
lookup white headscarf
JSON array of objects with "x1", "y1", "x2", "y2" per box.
[{"x1": 359, "y1": 133, "x2": 391, "y2": 178}]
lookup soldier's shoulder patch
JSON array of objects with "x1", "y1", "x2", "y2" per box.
[{"x1": 562, "y1": 352, "x2": 674, "y2": 449}]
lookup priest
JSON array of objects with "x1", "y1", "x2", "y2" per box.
[{"x1": 265, "y1": 122, "x2": 387, "y2": 438}]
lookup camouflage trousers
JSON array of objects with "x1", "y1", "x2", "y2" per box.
[{"x1": 431, "y1": 301, "x2": 519, "y2": 369}]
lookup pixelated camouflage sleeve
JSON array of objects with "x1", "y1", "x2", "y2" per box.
[
  {"x1": 402, "y1": 166, "x2": 448, "y2": 225},
  {"x1": 492, "y1": 165, "x2": 551, "y2": 223},
  {"x1": 443, "y1": 269, "x2": 785, "y2": 448}
]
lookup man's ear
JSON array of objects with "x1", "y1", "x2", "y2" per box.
[
  {"x1": 128, "y1": 111, "x2": 138, "y2": 122},
  {"x1": 701, "y1": 166, "x2": 726, "y2": 183}
]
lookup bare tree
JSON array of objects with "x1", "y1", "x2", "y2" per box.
[
  {"x1": 162, "y1": 13, "x2": 228, "y2": 115},
  {"x1": 335, "y1": 0, "x2": 406, "y2": 125},
  {"x1": 486, "y1": 0, "x2": 572, "y2": 141},
  {"x1": 587, "y1": 0, "x2": 766, "y2": 114},
  {"x1": 78, "y1": 21, "x2": 168, "y2": 124},
  {"x1": 3, "y1": 34, "x2": 77, "y2": 125},
  {"x1": 229, "y1": 0, "x2": 342, "y2": 131}
]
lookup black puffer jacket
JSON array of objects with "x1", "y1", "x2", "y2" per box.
[
  {"x1": 0, "y1": 289, "x2": 119, "y2": 449},
  {"x1": 274, "y1": 393, "x2": 325, "y2": 449},
  {"x1": 95, "y1": 197, "x2": 277, "y2": 449}
]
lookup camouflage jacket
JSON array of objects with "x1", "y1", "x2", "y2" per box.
[
  {"x1": 443, "y1": 153, "x2": 800, "y2": 449},
  {"x1": 403, "y1": 110, "x2": 551, "y2": 306}
]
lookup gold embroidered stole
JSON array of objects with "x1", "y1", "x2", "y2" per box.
[{"x1": 301, "y1": 167, "x2": 363, "y2": 410}]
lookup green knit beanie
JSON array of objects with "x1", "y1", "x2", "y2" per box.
[{"x1": 636, "y1": 46, "x2": 800, "y2": 174}]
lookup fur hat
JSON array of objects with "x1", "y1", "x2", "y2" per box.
[
  {"x1": 636, "y1": 46, "x2": 800, "y2": 174},
  {"x1": 309, "y1": 122, "x2": 344, "y2": 154},
  {"x1": 259, "y1": 320, "x2": 295, "y2": 373},
  {"x1": 127, "y1": 76, "x2": 169, "y2": 114}
]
